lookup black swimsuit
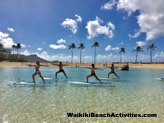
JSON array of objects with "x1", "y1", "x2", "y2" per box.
[
  {"x1": 91, "y1": 72, "x2": 96, "y2": 75},
  {"x1": 59, "y1": 69, "x2": 64, "y2": 72},
  {"x1": 111, "y1": 67, "x2": 115, "y2": 73},
  {"x1": 91, "y1": 68, "x2": 95, "y2": 75}
]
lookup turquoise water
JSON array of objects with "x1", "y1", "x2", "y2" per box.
[{"x1": 0, "y1": 66, "x2": 164, "y2": 123}]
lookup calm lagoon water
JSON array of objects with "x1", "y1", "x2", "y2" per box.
[{"x1": 0, "y1": 66, "x2": 164, "y2": 123}]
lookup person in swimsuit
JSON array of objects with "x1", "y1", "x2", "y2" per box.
[
  {"x1": 108, "y1": 63, "x2": 120, "y2": 79},
  {"x1": 86, "y1": 64, "x2": 102, "y2": 83},
  {"x1": 52, "y1": 62, "x2": 68, "y2": 79},
  {"x1": 32, "y1": 61, "x2": 45, "y2": 83}
]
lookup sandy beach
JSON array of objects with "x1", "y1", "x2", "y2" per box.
[{"x1": 0, "y1": 61, "x2": 164, "y2": 69}]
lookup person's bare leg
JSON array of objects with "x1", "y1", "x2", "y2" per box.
[
  {"x1": 38, "y1": 73, "x2": 45, "y2": 83},
  {"x1": 94, "y1": 75, "x2": 102, "y2": 83},
  {"x1": 86, "y1": 75, "x2": 92, "y2": 82},
  {"x1": 108, "y1": 72, "x2": 112, "y2": 78},
  {"x1": 32, "y1": 73, "x2": 37, "y2": 83},
  {"x1": 62, "y1": 71, "x2": 68, "y2": 78},
  {"x1": 55, "y1": 71, "x2": 60, "y2": 79},
  {"x1": 113, "y1": 72, "x2": 120, "y2": 79}
]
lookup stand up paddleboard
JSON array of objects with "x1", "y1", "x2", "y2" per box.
[
  {"x1": 40, "y1": 77, "x2": 51, "y2": 80},
  {"x1": 12, "y1": 81, "x2": 53, "y2": 85},
  {"x1": 54, "y1": 77, "x2": 72, "y2": 81},
  {"x1": 155, "y1": 78, "x2": 164, "y2": 81},
  {"x1": 100, "y1": 78, "x2": 124, "y2": 81},
  {"x1": 69, "y1": 81, "x2": 112, "y2": 86}
]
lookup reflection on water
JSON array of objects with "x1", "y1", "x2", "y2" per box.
[{"x1": 0, "y1": 67, "x2": 164, "y2": 123}]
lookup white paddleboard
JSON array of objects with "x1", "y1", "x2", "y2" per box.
[
  {"x1": 155, "y1": 78, "x2": 164, "y2": 81},
  {"x1": 100, "y1": 78, "x2": 124, "y2": 81},
  {"x1": 54, "y1": 77, "x2": 71, "y2": 81},
  {"x1": 12, "y1": 81, "x2": 53, "y2": 85},
  {"x1": 69, "y1": 81, "x2": 112, "y2": 86},
  {"x1": 40, "y1": 77, "x2": 51, "y2": 80}
]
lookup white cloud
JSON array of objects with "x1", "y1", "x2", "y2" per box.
[
  {"x1": 83, "y1": 56, "x2": 93, "y2": 62},
  {"x1": 107, "y1": 22, "x2": 115, "y2": 30},
  {"x1": 7, "y1": 28, "x2": 15, "y2": 32},
  {"x1": 49, "y1": 44, "x2": 67, "y2": 49},
  {"x1": 86, "y1": 16, "x2": 115, "y2": 39},
  {"x1": 0, "y1": 31, "x2": 9, "y2": 38},
  {"x1": 57, "y1": 38, "x2": 66, "y2": 44},
  {"x1": 36, "y1": 52, "x2": 91, "y2": 63},
  {"x1": 120, "y1": 42, "x2": 124, "y2": 45},
  {"x1": 105, "y1": 45, "x2": 119, "y2": 51},
  {"x1": 153, "y1": 52, "x2": 164, "y2": 62},
  {"x1": 117, "y1": 0, "x2": 139, "y2": 16},
  {"x1": 37, "y1": 48, "x2": 43, "y2": 51},
  {"x1": 75, "y1": 14, "x2": 82, "y2": 22},
  {"x1": 61, "y1": 14, "x2": 82, "y2": 34},
  {"x1": 129, "y1": 31, "x2": 141, "y2": 38},
  {"x1": 37, "y1": 51, "x2": 49, "y2": 59},
  {"x1": 20, "y1": 50, "x2": 73, "y2": 61},
  {"x1": 101, "y1": 0, "x2": 117, "y2": 10},
  {"x1": 137, "y1": 13, "x2": 164, "y2": 41},
  {"x1": 49, "y1": 38, "x2": 67, "y2": 50},
  {"x1": 102, "y1": 0, "x2": 164, "y2": 41},
  {"x1": 136, "y1": 41, "x2": 146, "y2": 47},
  {"x1": 116, "y1": 0, "x2": 164, "y2": 41},
  {"x1": 37, "y1": 51, "x2": 78, "y2": 62},
  {"x1": 0, "y1": 31, "x2": 15, "y2": 48},
  {"x1": 21, "y1": 44, "x2": 26, "y2": 48},
  {"x1": 0, "y1": 31, "x2": 26, "y2": 49},
  {"x1": 96, "y1": 54, "x2": 113, "y2": 62},
  {"x1": 20, "y1": 50, "x2": 32, "y2": 56}
]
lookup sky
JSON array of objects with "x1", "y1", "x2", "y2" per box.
[{"x1": 0, "y1": 0, "x2": 164, "y2": 63}]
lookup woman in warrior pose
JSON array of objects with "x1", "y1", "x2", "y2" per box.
[
  {"x1": 52, "y1": 62, "x2": 68, "y2": 79},
  {"x1": 31, "y1": 61, "x2": 45, "y2": 83},
  {"x1": 86, "y1": 64, "x2": 102, "y2": 83},
  {"x1": 108, "y1": 63, "x2": 120, "y2": 79}
]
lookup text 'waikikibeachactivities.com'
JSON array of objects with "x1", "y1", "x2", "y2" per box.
[{"x1": 67, "y1": 112, "x2": 157, "y2": 118}]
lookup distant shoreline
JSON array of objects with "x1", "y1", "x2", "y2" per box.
[{"x1": 0, "y1": 61, "x2": 164, "y2": 69}]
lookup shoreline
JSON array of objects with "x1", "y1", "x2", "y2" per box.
[{"x1": 0, "y1": 61, "x2": 164, "y2": 69}]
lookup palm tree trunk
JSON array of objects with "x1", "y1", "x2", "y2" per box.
[
  {"x1": 94, "y1": 47, "x2": 96, "y2": 64},
  {"x1": 120, "y1": 53, "x2": 122, "y2": 63},
  {"x1": 150, "y1": 49, "x2": 152, "y2": 63},
  {"x1": 11, "y1": 48, "x2": 14, "y2": 61},
  {"x1": 71, "y1": 49, "x2": 73, "y2": 63},
  {"x1": 135, "y1": 52, "x2": 138, "y2": 63},
  {"x1": 80, "y1": 49, "x2": 82, "y2": 64},
  {"x1": 0, "y1": 52, "x2": 2, "y2": 62},
  {"x1": 17, "y1": 49, "x2": 19, "y2": 61}
]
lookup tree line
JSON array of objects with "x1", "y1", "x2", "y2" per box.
[
  {"x1": 0, "y1": 42, "x2": 156, "y2": 63},
  {"x1": 69, "y1": 42, "x2": 156, "y2": 64},
  {"x1": 0, "y1": 43, "x2": 22, "y2": 61}
]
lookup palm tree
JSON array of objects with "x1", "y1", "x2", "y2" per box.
[
  {"x1": 119, "y1": 47, "x2": 125, "y2": 63},
  {"x1": 92, "y1": 42, "x2": 99, "y2": 64},
  {"x1": 12, "y1": 44, "x2": 17, "y2": 54},
  {"x1": 0, "y1": 43, "x2": 3, "y2": 50},
  {"x1": 147, "y1": 43, "x2": 156, "y2": 63},
  {"x1": 16, "y1": 43, "x2": 21, "y2": 55},
  {"x1": 12, "y1": 44, "x2": 17, "y2": 61},
  {"x1": 78, "y1": 43, "x2": 85, "y2": 64},
  {"x1": 16, "y1": 43, "x2": 21, "y2": 61},
  {"x1": 133, "y1": 46, "x2": 143, "y2": 63},
  {"x1": 0, "y1": 43, "x2": 4, "y2": 61},
  {"x1": 69, "y1": 43, "x2": 76, "y2": 63}
]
